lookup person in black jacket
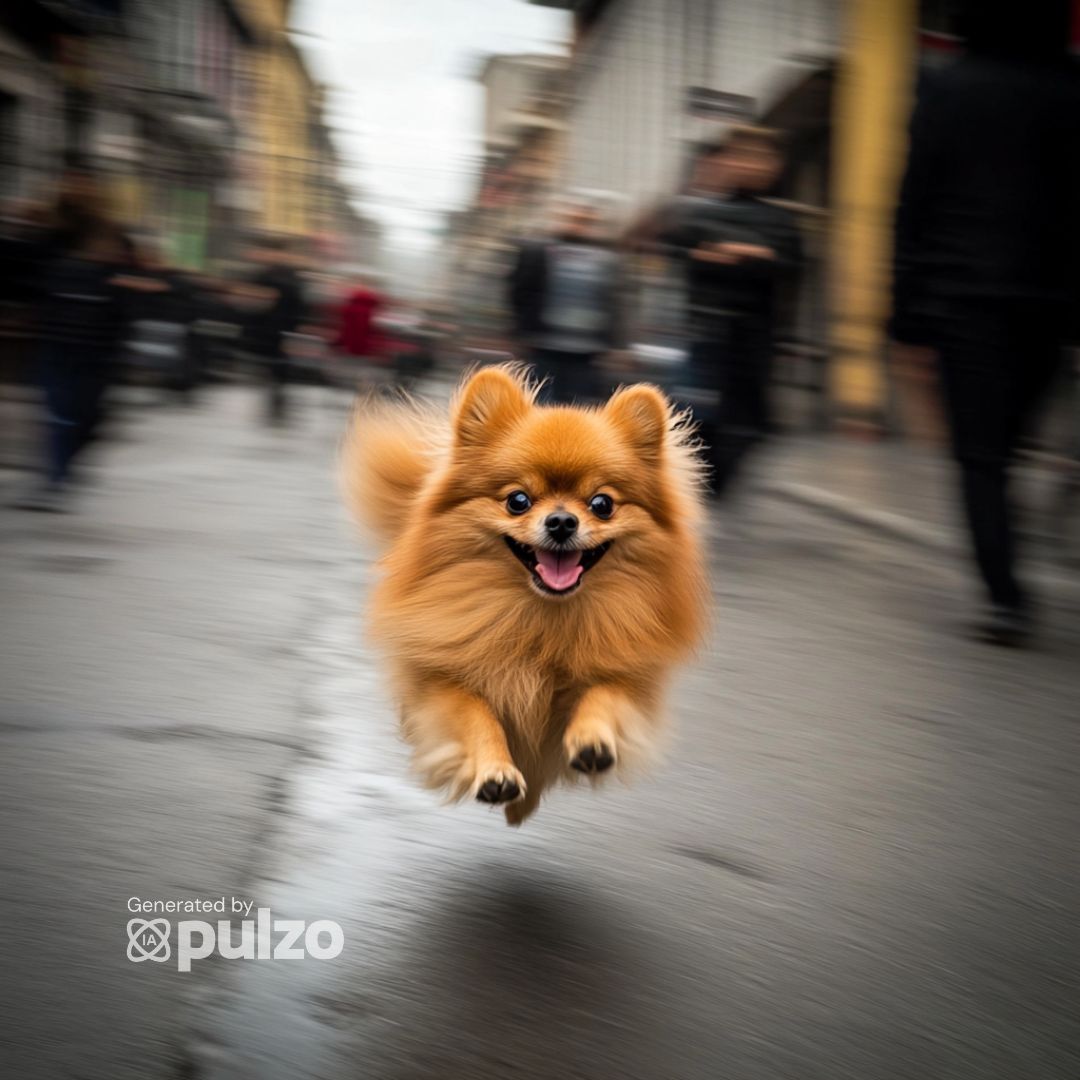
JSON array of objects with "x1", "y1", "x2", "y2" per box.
[
  {"x1": 666, "y1": 127, "x2": 800, "y2": 499},
  {"x1": 507, "y1": 197, "x2": 623, "y2": 403},
  {"x1": 244, "y1": 236, "x2": 306, "y2": 424},
  {"x1": 890, "y1": 0, "x2": 1080, "y2": 644}
]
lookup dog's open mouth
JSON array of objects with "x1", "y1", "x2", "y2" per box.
[{"x1": 503, "y1": 536, "x2": 611, "y2": 595}]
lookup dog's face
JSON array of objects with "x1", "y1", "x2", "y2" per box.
[{"x1": 430, "y1": 367, "x2": 685, "y2": 601}]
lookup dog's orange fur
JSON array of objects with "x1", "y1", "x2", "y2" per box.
[{"x1": 343, "y1": 365, "x2": 708, "y2": 824}]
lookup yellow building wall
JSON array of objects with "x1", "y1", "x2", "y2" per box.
[
  {"x1": 233, "y1": 0, "x2": 315, "y2": 238},
  {"x1": 259, "y1": 43, "x2": 314, "y2": 237},
  {"x1": 828, "y1": 0, "x2": 919, "y2": 422}
]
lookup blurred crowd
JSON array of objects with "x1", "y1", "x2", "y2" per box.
[
  {"x1": 0, "y1": 167, "x2": 451, "y2": 509},
  {"x1": 508, "y1": 126, "x2": 800, "y2": 504}
]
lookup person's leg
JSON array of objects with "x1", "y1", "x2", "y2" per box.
[
  {"x1": 67, "y1": 367, "x2": 110, "y2": 475},
  {"x1": 531, "y1": 349, "x2": 574, "y2": 404},
  {"x1": 687, "y1": 338, "x2": 724, "y2": 490},
  {"x1": 267, "y1": 347, "x2": 288, "y2": 423},
  {"x1": 45, "y1": 406, "x2": 73, "y2": 489},
  {"x1": 710, "y1": 430, "x2": 754, "y2": 499},
  {"x1": 938, "y1": 310, "x2": 1060, "y2": 629},
  {"x1": 939, "y1": 330, "x2": 1018, "y2": 608},
  {"x1": 746, "y1": 327, "x2": 774, "y2": 437},
  {"x1": 529, "y1": 349, "x2": 552, "y2": 403},
  {"x1": 712, "y1": 325, "x2": 770, "y2": 500},
  {"x1": 590, "y1": 354, "x2": 619, "y2": 404},
  {"x1": 1007, "y1": 318, "x2": 1062, "y2": 452},
  {"x1": 176, "y1": 329, "x2": 199, "y2": 402},
  {"x1": 957, "y1": 457, "x2": 1020, "y2": 605},
  {"x1": 566, "y1": 354, "x2": 597, "y2": 404},
  {"x1": 38, "y1": 346, "x2": 79, "y2": 489},
  {"x1": 998, "y1": 314, "x2": 1064, "y2": 578}
]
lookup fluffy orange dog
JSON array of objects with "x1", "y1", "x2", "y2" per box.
[{"x1": 344, "y1": 365, "x2": 708, "y2": 824}]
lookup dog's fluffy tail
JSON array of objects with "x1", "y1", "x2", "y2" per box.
[{"x1": 341, "y1": 395, "x2": 445, "y2": 545}]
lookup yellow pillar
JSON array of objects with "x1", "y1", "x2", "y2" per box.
[{"x1": 828, "y1": 0, "x2": 918, "y2": 425}]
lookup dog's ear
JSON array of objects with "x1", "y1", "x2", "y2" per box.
[
  {"x1": 604, "y1": 384, "x2": 669, "y2": 463},
  {"x1": 453, "y1": 366, "x2": 531, "y2": 450}
]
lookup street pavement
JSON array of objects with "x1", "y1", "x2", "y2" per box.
[
  {"x1": 1, "y1": 385, "x2": 1078, "y2": 1080},
  {"x1": 760, "y1": 432, "x2": 1080, "y2": 572}
]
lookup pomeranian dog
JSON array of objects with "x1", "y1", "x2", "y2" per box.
[{"x1": 343, "y1": 365, "x2": 708, "y2": 825}]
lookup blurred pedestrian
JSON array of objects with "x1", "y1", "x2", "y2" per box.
[
  {"x1": 15, "y1": 172, "x2": 131, "y2": 511},
  {"x1": 664, "y1": 128, "x2": 800, "y2": 500},
  {"x1": 890, "y1": 0, "x2": 1080, "y2": 645},
  {"x1": 122, "y1": 233, "x2": 197, "y2": 401},
  {"x1": 339, "y1": 274, "x2": 390, "y2": 367},
  {"x1": 182, "y1": 272, "x2": 235, "y2": 396},
  {"x1": 0, "y1": 200, "x2": 49, "y2": 390},
  {"x1": 243, "y1": 236, "x2": 306, "y2": 424},
  {"x1": 507, "y1": 195, "x2": 624, "y2": 403},
  {"x1": 0, "y1": 199, "x2": 49, "y2": 315}
]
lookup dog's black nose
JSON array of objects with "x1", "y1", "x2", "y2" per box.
[{"x1": 544, "y1": 511, "x2": 578, "y2": 543}]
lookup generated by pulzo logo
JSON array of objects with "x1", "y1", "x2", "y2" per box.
[{"x1": 125, "y1": 901, "x2": 344, "y2": 972}]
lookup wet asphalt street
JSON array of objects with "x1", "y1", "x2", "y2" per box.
[{"x1": 2, "y1": 386, "x2": 1079, "y2": 1080}]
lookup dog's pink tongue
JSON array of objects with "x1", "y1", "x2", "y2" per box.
[{"x1": 535, "y1": 548, "x2": 584, "y2": 591}]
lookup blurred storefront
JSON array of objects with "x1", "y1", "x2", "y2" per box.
[
  {"x1": 827, "y1": 0, "x2": 1074, "y2": 429},
  {"x1": 445, "y1": 52, "x2": 568, "y2": 334},
  {"x1": 528, "y1": 0, "x2": 1077, "y2": 434},
  {"x1": 0, "y1": 12, "x2": 64, "y2": 201},
  {"x1": 0, "y1": 1, "x2": 126, "y2": 200},
  {"x1": 549, "y1": 0, "x2": 840, "y2": 214},
  {"x1": 826, "y1": 0, "x2": 917, "y2": 429},
  {"x1": 0, "y1": 0, "x2": 375, "y2": 271},
  {"x1": 123, "y1": 0, "x2": 255, "y2": 269},
  {"x1": 234, "y1": 0, "x2": 316, "y2": 241},
  {"x1": 533, "y1": 0, "x2": 845, "y2": 421}
]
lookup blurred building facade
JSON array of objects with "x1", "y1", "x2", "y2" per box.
[
  {"x1": 0, "y1": 4, "x2": 69, "y2": 200},
  {"x1": 123, "y1": 0, "x2": 254, "y2": 267},
  {"x1": 444, "y1": 52, "x2": 568, "y2": 331},
  {"x1": 0, "y1": 2, "x2": 128, "y2": 200},
  {"x1": 551, "y1": 0, "x2": 839, "y2": 213},
  {"x1": 239, "y1": 0, "x2": 314, "y2": 237},
  {"x1": 0, "y1": 0, "x2": 378, "y2": 271},
  {"x1": 524, "y1": 0, "x2": 1049, "y2": 431}
]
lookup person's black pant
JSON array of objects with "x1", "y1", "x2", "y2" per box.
[
  {"x1": 530, "y1": 349, "x2": 598, "y2": 404},
  {"x1": 936, "y1": 302, "x2": 1063, "y2": 608},
  {"x1": 39, "y1": 343, "x2": 112, "y2": 487},
  {"x1": 264, "y1": 347, "x2": 292, "y2": 423},
  {"x1": 692, "y1": 320, "x2": 773, "y2": 498}
]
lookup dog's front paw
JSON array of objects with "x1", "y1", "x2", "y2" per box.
[
  {"x1": 565, "y1": 714, "x2": 618, "y2": 775},
  {"x1": 473, "y1": 765, "x2": 526, "y2": 805},
  {"x1": 568, "y1": 742, "x2": 616, "y2": 774}
]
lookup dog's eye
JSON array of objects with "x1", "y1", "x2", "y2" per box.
[
  {"x1": 588, "y1": 493, "x2": 614, "y2": 519},
  {"x1": 506, "y1": 490, "x2": 532, "y2": 515}
]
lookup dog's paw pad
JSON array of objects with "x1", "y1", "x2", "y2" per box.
[
  {"x1": 474, "y1": 768, "x2": 525, "y2": 804},
  {"x1": 570, "y1": 743, "x2": 615, "y2": 774}
]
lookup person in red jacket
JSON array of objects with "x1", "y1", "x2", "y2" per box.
[{"x1": 337, "y1": 276, "x2": 386, "y2": 361}]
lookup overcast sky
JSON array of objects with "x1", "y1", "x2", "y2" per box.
[{"x1": 292, "y1": 0, "x2": 570, "y2": 252}]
